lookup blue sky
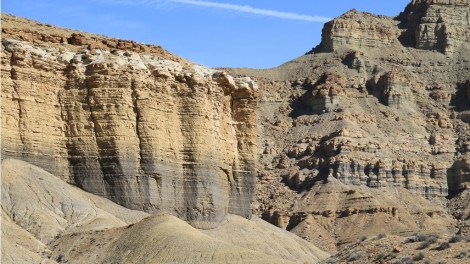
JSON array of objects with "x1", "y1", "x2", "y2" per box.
[{"x1": 3, "y1": 0, "x2": 410, "y2": 68}]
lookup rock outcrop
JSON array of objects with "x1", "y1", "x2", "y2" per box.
[
  {"x1": 2, "y1": 0, "x2": 470, "y2": 260},
  {"x1": 315, "y1": 0, "x2": 470, "y2": 56},
  {"x1": 1, "y1": 14, "x2": 258, "y2": 228},
  {"x1": 227, "y1": 0, "x2": 470, "y2": 248},
  {"x1": 399, "y1": 0, "x2": 470, "y2": 54},
  {"x1": 315, "y1": 10, "x2": 401, "y2": 53}
]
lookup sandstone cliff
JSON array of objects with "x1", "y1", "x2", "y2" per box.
[
  {"x1": 400, "y1": 0, "x2": 470, "y2": 54},
  {"x1": 1, "y1": 14, "x2": 258, "y2": 228}
]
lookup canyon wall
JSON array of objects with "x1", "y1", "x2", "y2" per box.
[
  {"x1": 2, "y1": 0, "x2": 469, "y2": 248},
  {"x1": 1, "y1": 15, "x2": 258, "y2": 228}
]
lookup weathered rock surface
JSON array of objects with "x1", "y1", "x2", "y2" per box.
[
  {"x1": 449, "y1": 189, "x2": 470, "y2": 236},
  {"x1": 227, "y1": 0, "x2": 470, "y2": 249},
  {"x1": 314, "y1": 0, "x2": 470, "y2": 55},
  {"x1": 315, "y1": 10, "x2": 401, "y2": 53},
  {"x1": 1, "y1": 159, "x2": 149, "y2": 264},
  {"x1": 1, "y1": 159, "x2": 329, "y2": 264},
  {"x1": 400, "y1": 0, "x2": 470, "y2": 54},
  {"x1": 1, "y1": 14, "x2": 258, "y2": 228},
  {"x1": 326, "y1": 232, "x2": 470, "y2": 264}
]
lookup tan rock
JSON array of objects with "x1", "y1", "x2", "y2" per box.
[{"x1": 1, "y1": 15, "x2": 259, "y2": 229}]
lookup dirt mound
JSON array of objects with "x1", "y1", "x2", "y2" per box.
[{"x1": 1, "y1": 159, "x2": 328, "y2": 263}]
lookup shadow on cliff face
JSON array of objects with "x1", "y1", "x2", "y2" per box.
[
  {"x1": 450, "y1": 81, "x2": 470, "y2": 124},
  {"x1": 289, "y1": 94, "x2": 316, "y2": 118},
  {"x1": 395, "y1": 1, "x2": 425, "y2": 48},
  {"x1": 289, "y1": 75, "x2": 341, "y2": 118},
  {"x1": 447, "y1": 159, "x2": 470, "y2": 197},
  {"x1": 280, "y1": 166, "x2": 335, "y2": 196},
  {"x1": 451, "y1": 81, "x2": 470, "y2": 111}
]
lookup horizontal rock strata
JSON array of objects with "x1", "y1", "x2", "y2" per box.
[
  {"x1": 1, "y1": 15, "x2": 258, "y2": 228},
  {"x1": 400, "y1": 0, "x2": 470, "y2": 54}
]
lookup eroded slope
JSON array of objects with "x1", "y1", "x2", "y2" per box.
[
  {"x1": 227, "y1": 0, "x2": 470, "y2": 250},
  {"x1": 1, "y1": 159, "x2": 328, "y2": 264}
]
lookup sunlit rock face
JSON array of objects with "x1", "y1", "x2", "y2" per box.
[{"x1": 1, "y1": 16, "x2": 258, "y2": 228}]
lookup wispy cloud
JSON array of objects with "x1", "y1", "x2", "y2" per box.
[
  {"x1": 170, "y1": 0, "x2": 331, "y2": 23},
  {"x1": 100, "y1": 0, "x2": 331, "y2": 23}
]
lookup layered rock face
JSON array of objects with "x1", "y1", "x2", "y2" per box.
[
  {"x1": 317, "y1": 0, "x2": 470, "y2": 55},
  {"x1": 227, "y1": 0, "x2": 470, "y2": 247},
  {"x1": 315, "y1": 10, "x2": 400, "y2": 52},
  {"x1": 2, "y1": 0, "x2": 470, "y2": 258},
  {"x1": 400, "y1": 0, "x2": 470, "y2": 54},
  {"x1": 1, "y1": 15, "x2": 258, "y2": 228}
]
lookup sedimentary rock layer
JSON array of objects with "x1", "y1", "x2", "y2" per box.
[
  {"x1": 1, "y1": 15, "x2": 258, "y2": 228},
  {"x1": 400, "y1": 0, "x2": 470, "y2": 54}
]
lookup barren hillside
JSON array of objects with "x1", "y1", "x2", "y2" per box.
[{"x1": 226, "y1": 0, "x2": 470, "y2": 256}]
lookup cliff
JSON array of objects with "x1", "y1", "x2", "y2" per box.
[
  {"x1": 1, "y1": 14, "x2": 258, "y2": 228},
  {"x1": 400, "y1": 0, "x2": 470, "y2": 54},
  {"x1": 316, "y1": 0, "x2": 470, "y2": 55}
]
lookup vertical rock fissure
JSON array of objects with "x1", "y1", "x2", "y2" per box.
[
  {"x1": 177, "y1": 90, "x2": 197, "y2": 221},
  {"x1": 130, "y1": 78, "x2": 145, "y2": 209},
  {"x1": 229, "y1": 93, "x2": 244, "y2": 216},
  {"x1": 10, "y1": 64, "x2": 26, "y2": 149},
  {"x1": 15, "y1": 85, "x2": 26, "y2": 148},
  {"x1": 131, "y1": 79, "x2": 145, "y2": 173},
  {"x1": 57, "y1": 91, "x2": 66, "y2": 130},
  {"x1": 228, "y1": 95, "x2": 236, "y2": 192},
  {"x1": 57, "y1": 90, "x2": 72, "y2": 184}
]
